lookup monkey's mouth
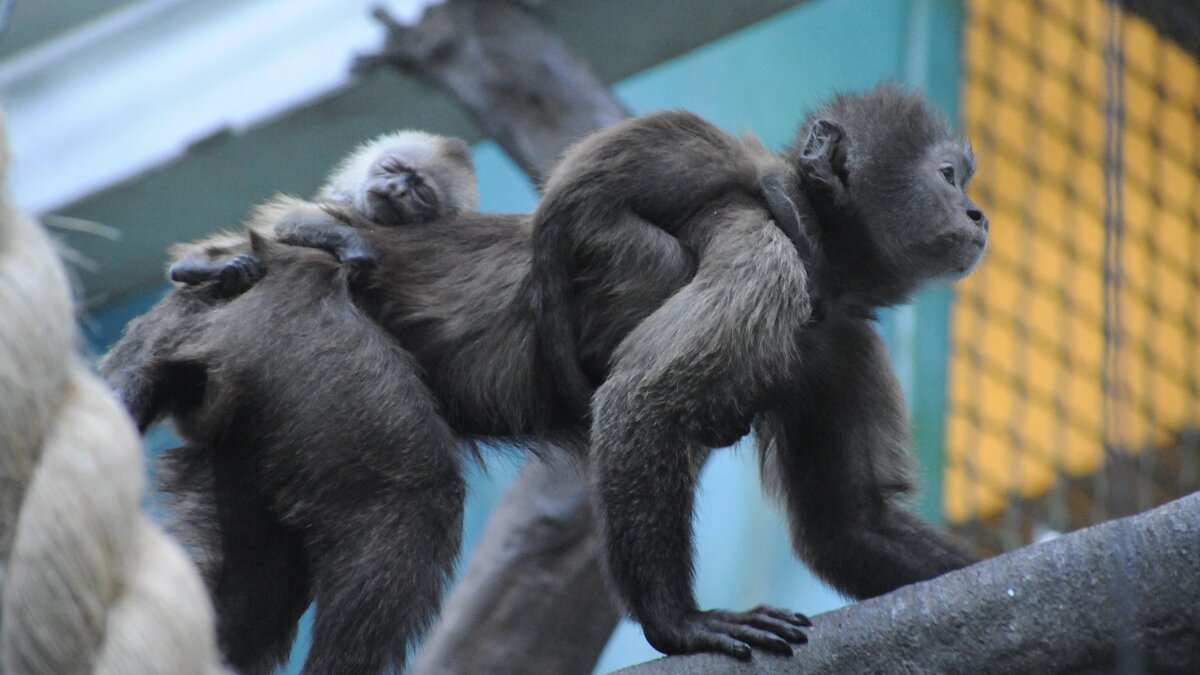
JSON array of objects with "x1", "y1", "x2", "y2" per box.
[
  {"x1": 951, "y1": 232, "x2": 988, "y2": 276},
  {"x1": 367, "y1": 190, "x2": 406, "y2": 226},
  {"x1": 925, "y1": 228, "x2": 987, "y2": 279},
  {"x1": 401, "y1": 183, "x2": 441, "y2": 224}
]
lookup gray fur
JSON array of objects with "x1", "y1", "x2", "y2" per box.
[
  {"x1": 531, "y1": 111, "x2": 796, "y2": 417},
  {"x1": 531, "y1": 84, "x2": 985, "y2": 658},
  {"x1": 318, "y1": 130, "x2": 477, "y2": 225},
  {"x1": 146, "y1": 85, "x2": 987, "y2": 663},
  {"x1": 106, "y1": 131, "x2": 478, "y2": 674},
  {"x1": 100, "y1": 234, "x2": 464, "y2": 675}
]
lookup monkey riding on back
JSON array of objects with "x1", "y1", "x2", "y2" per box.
[{"x1": 119, "y1": 85, "x2": 988, "y2": 664}]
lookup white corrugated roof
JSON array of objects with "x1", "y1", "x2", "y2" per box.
[{"x1": 0, "y1": 0, "x2": 438, "y2": 213}]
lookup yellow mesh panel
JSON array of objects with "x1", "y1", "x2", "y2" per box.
[{"x1": 946, "y1": 0, "x2": 1200, "y2": 535}]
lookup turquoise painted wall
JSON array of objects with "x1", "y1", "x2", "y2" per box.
[{"x1": 88, "y1": 0, "x2": 964, "y2": 672}]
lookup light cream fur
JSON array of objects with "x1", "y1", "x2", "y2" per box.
[
  {"x1": 317, "y1": 130, "x2": 478, "y2": 216},
  {"x1": 0, "y1": 112, "x2": 222, "y2": 674}
]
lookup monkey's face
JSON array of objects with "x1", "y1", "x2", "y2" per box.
[
  {"x1": 856, "y1": 139, "x2": 988, "y2": 283},
  {"x1": 362, "y1": 154, "x2": 443, "y2": 227}
]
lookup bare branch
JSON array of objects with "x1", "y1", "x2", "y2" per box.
[
  {"x1": 410, "y1": 457, "x2": 620, "y2": 675},
  {"x1": 618, "y1": 493, "x2": 1200, "y2": 674},
  {"x1": 360, "y1": 0, "x2": 628, "y2": 181}
]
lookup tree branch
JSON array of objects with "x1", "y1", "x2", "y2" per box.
[
  {"x1": 410, "y1": 457, "x2": 618, "y2": 675},
  {"x1": 618, "y1": 493, "x2": 1200, "y2": 674},
  {"x1": 358, "y1": 0, "x2": 629, "y2": 182}
]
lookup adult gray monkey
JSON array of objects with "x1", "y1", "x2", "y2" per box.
[
  {"x1": 532, "y1": 85, "x2": 984, "y2": 658},
  {"x1": 157, "y1": 86, "x2": 985, "y2": 660}
]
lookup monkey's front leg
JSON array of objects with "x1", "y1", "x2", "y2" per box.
[
  {"x1": 590, "y1": 201, "x2": 814, "y2": 659},
  {"x1": 591, "y1": 376, "x2": 811, "y2": 659}
]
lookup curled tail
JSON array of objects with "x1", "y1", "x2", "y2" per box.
[{"x1": 531, "y1": 192, "x2": 596, "y2": 423}]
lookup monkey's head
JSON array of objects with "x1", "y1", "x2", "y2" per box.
[
  {"x1": 791, "y1": 85, "x2": 988, "y2": 299},
  {"x1": 318, "y1": 131, "x2": 478, "y2": 227}
]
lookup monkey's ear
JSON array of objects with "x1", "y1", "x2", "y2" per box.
[
  {"x1": 798, "y1": 119, "x2": 848, "y2": 187},
  {"x1": 247, "y1": 228, "x2": 280, "y2": 256},
  {"x1": 445, "y1": 138, "x2": 473, "y2": 164}
]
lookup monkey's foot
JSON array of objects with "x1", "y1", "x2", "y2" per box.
[
  {"x1": 643, "y1": 606, "x2": 811, "y2": 660},
  {"x1": 169, "y1": 252, "x2": 266, "y2": 297}
]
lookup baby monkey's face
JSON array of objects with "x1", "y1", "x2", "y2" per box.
[{"x1": 362, "y1": 151, "x2": 443, "y2": 227}]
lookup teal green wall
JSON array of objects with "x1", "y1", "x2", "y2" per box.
[{"x1": 89, "y1": 1, "x2": 965, "y2": 672}]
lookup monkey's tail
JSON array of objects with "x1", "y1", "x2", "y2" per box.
[{"x1": 530, "y1": 193, "x2": 600, "y2": 424}]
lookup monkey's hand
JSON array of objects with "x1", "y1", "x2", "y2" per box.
[
  {"x1": 643, "y1": 606, "x2": 811, "y2": 660},
  {"x1": 170, "y1": 252, "x2": 266, "y2": 298}
]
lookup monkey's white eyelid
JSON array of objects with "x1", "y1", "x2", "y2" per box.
[{"x1": 939, "y1": 164, "x2": 955, "y2": 185}]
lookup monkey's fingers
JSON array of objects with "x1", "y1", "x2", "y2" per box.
[
  {"x1": 709, "y1": 620, "x2": 795, "y2": 656},
  {"x1": 745, "y1": 604, "x2": 814, "y2": 628},
  {"x1": 169, "y1": 255, "x2": 223, "y2": 285},
  {"x1": 645, "y1": 618, "x2": 753, "y2": 661},
  {"x1": 709, "y1": 606, "x2": 810, "y2": 644},
  {"x1": 217, "y1": 254, "x2": 267, "y2": 297},
  {"x1": 711, "y1": 608, "x2": 810, "y2": 645},
  {"x1": 645, "y1": 608, "x2": 809, "y2": 660}
]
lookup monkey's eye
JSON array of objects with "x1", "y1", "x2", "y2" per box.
[{"x1": 939, "y1": 164, "x2": 956, "y2": 186}]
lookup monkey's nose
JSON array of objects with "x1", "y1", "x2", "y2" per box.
[{"x1": 967, "y1": 208, "x2": 988, "y2": 231}]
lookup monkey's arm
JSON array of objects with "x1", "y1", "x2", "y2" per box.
[
  {"x1": 272, "y1": 208, "x2": 376, "y2": 269},
  {"x1": 168, "y1": 206, "x2": 375, "y2": 295},
  {"x1": 757, "y1": 316, "x2": 976, "y2": 600},
  {"x1": 591, "y1": 199, "x2": 813, "y2": 659}
]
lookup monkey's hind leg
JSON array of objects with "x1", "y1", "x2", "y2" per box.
[
  {"x1": 302, "y1": 480, "x2": 465, "y2": 675},
  {"x1": 590, "y1": 200, "x2": 814, "y2": 659},
  {"x1": 158, "y1": 445, "x2": 313, "y2": 675}
]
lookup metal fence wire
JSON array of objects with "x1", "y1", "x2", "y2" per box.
[{"x1": 946, "y1": 0, "x2": 1200, "y2": 555}]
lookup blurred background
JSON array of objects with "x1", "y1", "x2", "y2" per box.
[{"x1": 1, "y1": 0, "x2": 1195, "y2": 672}]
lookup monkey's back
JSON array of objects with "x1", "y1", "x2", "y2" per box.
[
  {"x1": 177, "y1": 242, "x2": 462, "y2": 513},
  {"x1": 539, "y1": 111, "x2": 776, "y2": 230},
  {"x1": 357, "y1": 213, "x2": 556, "y2": 437}
]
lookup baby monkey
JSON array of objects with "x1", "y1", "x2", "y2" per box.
[{"x1": 169, "y1": 130, "x2": 477, "y2": 290}]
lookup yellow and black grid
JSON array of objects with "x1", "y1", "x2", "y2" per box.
[{"x1": 946, "y1": 0, "x2": 1199, "y2": 551}]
